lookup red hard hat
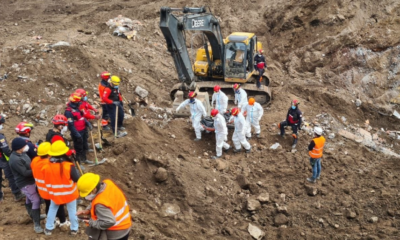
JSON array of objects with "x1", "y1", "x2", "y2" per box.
[
  {"x1": 101, "y1": 71, "x2": 111, "y2": 80},
  {"x1": 214, "y1": 85, "x2": 221, "y2": 92},
  {"x1": 292, "y1": 99, "x2": 299, "y2": 105},
  {"x1": 52, "y1": 115, "x2": 68, "y2": 126},
  {"x1": 211, "y1": 109, "x2": 219, "y2": 117},
  {"x1": 69, "y1": 93, "x2": 82, "y2": 103},
  {"x1": 75, "y1": 88, "x2": 87, "y2": 97},
  {"x1": 188, "y1": 91, "x2": 197, "y2": 98},
  {"x1": 231, "y1": 107, "x2": 240, "y2": 116},
  {"x1": 51, "y1": 135, "x2": 65, "y2": 144},
  {"x1": 15, "y1": 122, "x2": 34, "y2": 134},
  {"x1": 259, "y1": 49, "x2": 264, "y2": 54},
  {"x1": 233, "y1": 83, "x2": 240, "y2": 90}
]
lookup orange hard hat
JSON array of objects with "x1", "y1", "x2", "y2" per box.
[
  {"x1": 249, "y1": 98, "x2": 255, "y2": 105},
  {"x1": 69, "y1": 93, "x2": 82, "y2": 103},
  {"x1": 52, "y1": 115, "x2": 68, "y2": 126},
  {"x1": 231, "y1": 107, "x2": 240, "y2": 116}
]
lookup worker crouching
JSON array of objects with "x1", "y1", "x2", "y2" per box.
[{"x1": 77, "y1": 173, "x2": 132, "y2": 240}]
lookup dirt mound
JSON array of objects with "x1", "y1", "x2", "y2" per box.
[{"x1": 1, "y1": 0, "x2": 400, "y2": 239}]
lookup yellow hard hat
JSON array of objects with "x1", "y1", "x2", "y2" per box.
[
  {"x1": 48, "y1": 141, "x2": 69, "y2": 157},
  {"x1": 77, "y1": 173, "x2": 100, "y2": 197},
  {"x1": 110, "y1": 76, "x2": 120, "y2": 86},
  {"x1": 37, "y1": 142, "x2": 51, "y2": 156}
]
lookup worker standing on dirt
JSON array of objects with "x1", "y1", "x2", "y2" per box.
[
  {"x1": 176, "y1": 91, "x2": 207, "y2": 141},
  {"x1": 75, "y1": 88, "x2": 101, "y2": 121},
  {"x1": 76, "y1": 173, "x2": 132, "y2": 240},
  {"x1": 65, "y1": 92, "x2": 93, "y2": 167},
  {"x1": 243, "y1": 98, "x2": 264, "y2": 139},
  {"x1": 31, "y1": 142, "x2": 70, "y2": 230},
  {"x1": 9, "y1": 137, "x2": 43, "y2": 233},
  {"x1": 254, "y1": 50, "x2": 266, "y2": 89},
  {"x1": 0, "y1": 115, "x2": 25, "y2": 202},
  {"x1": 307, "y1": 127, "x2": 325, "y2": 183},
  {"x1": 279, "y1": 100, "x2": 303, "y2": 148},
  {"x1": 211, "y1": 85, "x2": 228, "y2": 114},
  {"x1": 210, "y1": 109, "x2": 231, "y2": 159},
  {"x1": 233, "y1": 83, "x2": 248, "y2": 110},
  {"x1": 99, "y1": 71, "x2": 112, "y2": 130},
  {"x1": 43, "y1": 141, "x2": 80, "y2": 236},
  {"x1": 102, "y1": 76, "x2": 126, "y2": 138},
  {"x1": 46, "y1": 115, "x2": 69, "y2": 143},
  {"x1": 15, "y1": 122, "x2": 37, "y2": 159},
  {"x1": 230, "y1": 108, "x2": 251, "y2": 153}
]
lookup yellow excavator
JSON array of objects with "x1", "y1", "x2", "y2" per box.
[{"x1": 159, "y1": 6, "x2": 271, "y2": 116}]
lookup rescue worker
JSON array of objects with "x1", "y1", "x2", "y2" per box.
[
  {"x1": 65, "y1": 92, "x2": 92, "y2": 166},
  {"x1": 31, "y1": 142, "x2": 69, "y2": 229},
  {"x1": 279, "y1": 100, "x2": 303, "y2": 148},
  {"x1": 230, "y1": 108, "x2": 251, "y2": 153},
  {"x1": 9, "y1": 138, "x2": 43, "y2": 233},
  {"x1": 98, "y1": 71, "x2": 111, "y2": 130},
  {"x1": 307, "y1": 127, "x2": 325, "y2": 183},
  {"x1": 210, "y1": 109, "x2": 231, "y2": 159},
  {"x1": 176, "y1": 91, "x2": 207, "y2": 141},
  {"x1": 254, "y1": 49, "x2": 266, "y2": 89},
  {"x1": 75, "y1": 88, "x2": 101, "y2": 121},
  {"x1": 243, "y1": 98, "x2": 264, "y2": 139},
  {"x1": 102, "y1": 76, "x2": 126, "y2": 138},
  {"x1": 15, "y1": 122, "x2": 37, "y2": 159},
  {"x1": 211, "y1": 85, "x2": 228, "y2": 114},
  {"x1": 76, "y1": 173, "x2": 132, "y2": 240},
  {"x1": 0, "y1": 115, "x2": 24, "y2": 202},
  {"x1": 43, "y1": 141, "x2": 80, "y2": 236},
  {"x1": 233, "y1": 83, "x2": 247, "y2": 110},
  {"x1": 46, "y1": 114, "x2": 68, "y2": 143}
]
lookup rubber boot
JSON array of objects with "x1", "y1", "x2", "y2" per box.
[
  {"x1": 31, "y1": 209, "x2": 44, "y2": 233},
  {"x1": 292, "y1": 134, "x2": 298, "y2": 149},
  {"x1": 25, "y1": 203, "x2": 33, "y2": 219}
]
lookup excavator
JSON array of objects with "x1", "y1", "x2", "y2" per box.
[{"x1": 159, "y1": 6, "x2": 271, "y2": 117}]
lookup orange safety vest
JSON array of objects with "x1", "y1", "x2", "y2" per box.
[
  {"x1": 91, "y1": 179, "x2": 132, "y2": 231},
  {"x1": 42, "y1": 161, "x2": 79, "y2": 205},
  {"x1": 309, "y1": 136, "x2": 326, "y2": 159},
  {"x1": 31, "y1": 156, "x2": 50, "y2": 199}
]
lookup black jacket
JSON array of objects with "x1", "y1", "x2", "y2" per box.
[
  {"x1": 0, "y1": 133, "x2": 11, "y2": 165},
  {"x1": 46, "y1": 129, "x2": 67, "y2": 143},
  {"x1": 9, "y1": 151, "x2": 35, "y2": 189},
  {"x1": 286, "y1": 107, "x2": 302, "y2": 126}
]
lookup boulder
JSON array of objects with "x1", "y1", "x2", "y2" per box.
[
  {"x1": 154, "y1": 167, "x2": 168, "y2": 182},
  {"x1": 257, "y1": 193, "x2": 270, "y2": 203},
  {"x1": 135, "y1": 86, "x2": 149, "y2": 98},
  {"x1": 247, "y1": 198, "x2": 261, "y2": 212},
  {"x1": 248, "y1": 223, "x2": 265, "y2": 240},
  {"x1": 161, "y1": 203, "x2": 180, "y2": 217},
  {"x1": 306, "y1": 186, "x2": 318, "y2": 196}
]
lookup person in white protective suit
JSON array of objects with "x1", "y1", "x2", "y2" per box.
[
  {"x1": 229, "y1": 107, "x2": 251, "y2": 153},
  {"x1": 233, "y1": 83, "x2": 248, "y2": 110},
  {"x1": 211, "y1": 85, "x2": 229, "y2": 114},
  {"x1": 176, "y1": 91, "x2": 207, "y2": 141},
  {"x1": 243, "y1": 97, "x2": 264, "y2": 139},
  {"x1": 210, "y1": 109, "x2": 231, "y2": 159}
]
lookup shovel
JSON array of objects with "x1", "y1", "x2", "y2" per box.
[
  {"x1": 88, "y1": 130, "x2": 106, "y2": 166},
  {"x1": 122, "y1": 95, "x2": 136, "y2": 116},
  {"x1": 72, "y1": 156, "x2": 84, "y2": 175}
]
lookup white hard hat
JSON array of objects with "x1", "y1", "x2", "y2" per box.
[{"x1": 314, "y1": 127, "x2": 323, "y2": 135}]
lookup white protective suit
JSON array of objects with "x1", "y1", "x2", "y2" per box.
[
  {"x1": 243, "y1": 102, "x2": 264, "y2": 137},
  {"x1": 234, "y1": 88, "x2": 248, "y2": 109},
  {"x1": 211, "y1": 91, "x2": 228, "y2": 114},
  {"x1": 213, "y1": 113, "x2": 231, "y2": 157},
  {"x1": 176, "y1": 99, "x2": 207, "y2": 139},
  {"x1": 230, "y1": 112, "x2": 251, "y2": 151}
]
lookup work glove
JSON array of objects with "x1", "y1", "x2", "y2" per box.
[{"x1": 77, "y1": 137, "x2": 83, "y2": 144}]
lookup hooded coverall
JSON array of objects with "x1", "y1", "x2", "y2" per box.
[
  {"x1": 213, "y1": 113, "x2": 230, "y2": 157},
  {"x1": 243, "y1": 102, "x2": 264, "y2": 138},
  {"x1": 234, "y1": 88, "x2": 248, "y2": 109},
  {"x1": 177, "y1": 99, "x2": 207, "y2": 139},
  {"x1": 231, "y1": 112, "x2": 251, "y2": 151},
  {"x1": 211, "y1": 91, "x2": 228, "y2": 114}
]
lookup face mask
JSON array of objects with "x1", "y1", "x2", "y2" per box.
[
  {"x1": 0, "y1": 125, "x2": 3, "y2": 130},
  {"x1": 114, "y1": 85, "x2": 119, "y2": 89},
  {"x1": 235, "y1": 90, "x2": 239, "y2": 94},
  {"x1": 189, "y1": 98, "x2": 195, "y2": 103},
  {"x1": 83, "y1": 96, "x2": 88, "y2": 101},
  {"x1": 61, "y1": 126, "x2": 68, "y2": 135},
  {"x1": 22, "y1": 145, "x2": 29, "y2": 153},
  {"x1": 291, "y1": 106, "x2": 296, "y2": 110},
  {"x1": 85, "y1": 193, "x2": 96, "y2": 201}
]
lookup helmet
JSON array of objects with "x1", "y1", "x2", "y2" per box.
[
  {"x1": 233, "y1": 83, "x2": 240, "y2": 90},
  {"x1": 101, "y1": 119, "x2": 108, "y2": 127},
  {"x1": 48, "y1": 140, "x2": 69, "y2": 157},
  {"x1": 69, "y1": 93, "x2": 82, "y2": 103},
  {"x1": 101, "y1": 71, "x2": 111, "y2": 80},
  {"x1": 214, "y1": 85, "x2": 221, "y2": 92},
  {"x1": 292, "y1": 99, "x2": 299, "y2": 106},
  {"x1": 52, "y1": 115, "x2": 68, "y2": 126},
  {"x1": 314, "y1": 127, "x2": 323, "y2": 136},
  {"x1": 249, "y1": 98, "x2": 255, "y2": 105},
  {"x1": 15, "y1": 122, "x2": 34, "y2": 134},
  {"x1": 37, "y1": 142, "x2": 51, "y2": 156},
  {"x1": 75, "y1": 88, "x2": 87, "y2": 97},
  {"x1": 211, "y1": 109, "x2": 219, "y2": 117},
  {"x1": 0, "y1": 115, "x2": 5, "y2": 124},
  {"x1": 188, "y1": 91, "x2": 197, "y2": 98},
  {"x1": 259, "y1": 49, "x2": 264, "y2": 54},
  {"x1": 231, "y1": 107, "x2": 240, "y2": 116},
  {"x1": 110, "y1": 76, "x2": 120, "y2": 86},
  {"x1": 51, "y1": 135, "x2": 65, "y2": 144},
  {"x1": 77, "y1": 173, "x2": 100, "y2": 197}
]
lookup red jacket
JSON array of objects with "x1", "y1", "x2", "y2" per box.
[{"x1": 79, "y1": 101, "x2": 97, "y2": 120}]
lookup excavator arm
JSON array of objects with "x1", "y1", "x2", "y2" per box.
[{"x1": 159, "y1": 6, "x2": 224, "y2": 91}]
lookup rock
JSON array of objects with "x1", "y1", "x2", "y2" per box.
[
  {"x1": 236, "y1": 175, "x2": 250, "y2": 189},
  {"x1": 274, "y1": 213, "x2": 289, "y2": 226},
  {"x1": 248, "y1": 183, "x2": 260, "y2": 195},
  {"x1": 224, "y1": 155, "x2": 231, "y2": 160},
  {"x1": 201, "y1": 159, "x2": 211, "y2": 169},
  {"x1": 170, "y1": 134, "x2": 175, "y2": 139},
  {"x1": 247, "y1": 198, "x2": 261, "y2": 212},
  {"x1": 154, "y1": 167, "x2": 168, "y2": 182},
  {"x1": 369, "y1": 216, "x2": 378, "y2": 223},
  {"x1": 161, "y1": 203, "x2": 180, "y2": 217},
  {"x1": 51, "y1": 41, "x2": 70, "y2": 48},
  {"x1": 334, "y1": 224, "x2": 339, "y2": 229},
  {"x1": 306, "y1": 186, "x2": 318, "y2": 196},
  {"x1": 346, "y1": 209, "x2": 357, "y2": 219},
  {"x1": 112, "y1": 145, "x2": 125, "y2": 156},
  {"x1": 277, "y1": 205, "x2": 288, "y2": 214},
  {"x1": 203, "y1": 152, "x2": 208, "y2": 156},
  {"x1": 270, "y1": 142, "x2": 281, "y2": 150},
  {"x1": 328, "y1": 133, "x2": 335, "y2": 139},
  {"x1": 318, "y1": 218, "x2": 324, "y2": 223},
  {"x1": 248, "y1": 223, "x2": 265, "y2": 240},
  {"x1": 355, "y1": 99, "x2": 362, "y2": 107},
  {"x1": 257, "y1": 193, "x2": 270, "y2": 203},
  {"x1": 22, "y1": 103, "x2": 32, "y2": 113},
  {"x1": 135, "y1": 86, "x2": 149, "y2": 98},
  {"x1": 215, "y1": 159, "x2": 228, "y2": 171},
  {"x1": 314, "y1": 201, "x2": 321, "y2": 209}
]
